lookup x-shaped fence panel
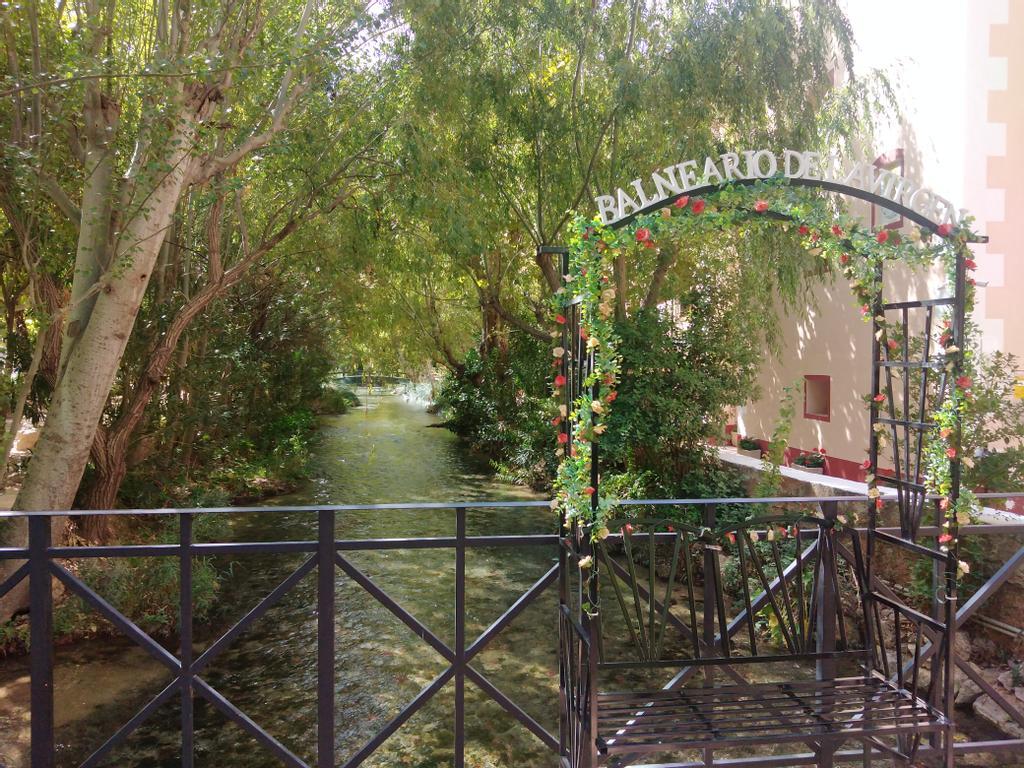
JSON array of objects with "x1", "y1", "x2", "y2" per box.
[{"x1": 0, "y1": 502, "x2": 560, "y2": 768}]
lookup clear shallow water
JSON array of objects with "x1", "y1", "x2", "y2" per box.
[{"x1": 0, "y1": 393, "x2": 560, "y2": 767}]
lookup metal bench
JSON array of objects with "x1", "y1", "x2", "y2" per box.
[{"x1": 558, "y1": 505, "x2": 954, "y2": 767}]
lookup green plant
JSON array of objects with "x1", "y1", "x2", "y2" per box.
[
  {"x1": 794, "y1": 450, "x2": 826, "y2": 468},
  {"x1": 738, "y1": 437, "x2": 761, "y2": 451}
]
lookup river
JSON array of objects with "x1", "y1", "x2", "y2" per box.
[{"x1": 0, "y1": 393, "x2": 559, "y2": 767}]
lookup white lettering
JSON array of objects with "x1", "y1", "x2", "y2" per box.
[
  {"x1": 802, "y1": 151, "x2": 822, "y2": 180},
  {"x1": 676, "y1": 160, "x2": 699, "y2": 190},
  {"x1": 616, "y1": 187, "x2": 642, "y2": 218},
  {"x1": 701, "y1": 156, "x2": 724, "y2": 186},
  {"x1": 596, "y1": 195, "x2": 618, "y2": 225},
  {"x1": 720, "y1": 152, "x2": 745, "y2": 181},
  {"x1": 651, "y1": 166, "x2": 684, "y2": 199},
  {"x1": 752, "y1": 150, "x2": 778, "y2": 178},
  {"x1": 783, "y1": 149, "x2": 806, "y2": 178}
]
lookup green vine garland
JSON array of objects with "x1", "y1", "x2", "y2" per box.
[{"x1": 551, "y1": 178, "x2": 979, "y2": 575}]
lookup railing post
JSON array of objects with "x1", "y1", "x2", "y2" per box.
[
  {"x1": 180, "y1": 512, "x2": 195, "y2": 768},
  {"x1": 817, "y1": 501, "x2": 838, "y2": 768},
  {"x1": 29, "y1": 514, "x2": 54, "y2": 768},
  {"x1": 701, "y1": 503, "x2": 716, "y2": 768},
  {"x1": 318, "y1": 508, "x2": 336, "y2": 768},
  {"x1": 454, "y1": 506, "x2": 466, "y2": 768}
]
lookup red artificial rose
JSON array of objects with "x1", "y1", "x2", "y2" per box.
[
  {"x1": 554, "y1": 374, "x2": 567, "y2": 387},
  {"x1": 798, "y1": 225, "x2": 809, "y2": 236},
  {"x1": 938, "y1": 533, "x2": 954, "y2": 544},
  {"x1": 818, "y1": 448, "x2": 826, "y2": 454},
  {"x1": 860, "y1": 304, "x2": 870, "y2": 315},
  {"x1": 968, "y1": 277, "x2": 976, "y2": 286},
  {"x1": 667, "y1": 525, "x2": 675, "y2": 533},
  {"x1": 887, "y1": 339, "x2": 899, "y2": 351},
  {"x1": 551, "y1": 416, "x2": 562, "y2": 426},
  {"x1": 810, "y1": 232, "x2": 820, "y2": 243},
  {"x1": 753, "y1": 200, "x2": 769, "y2": 213},
  {"x1": 555, "y1": 314, "x2": 566, "y2": 324},
  {"x1": 691, "y1": 199, "x2": 706, "y2": 214},
  {"x1": 726, "y1": 532, "x2": 736, "y2": 543},
  {"x1": 873, "y1": 393, "x2": 885, "y2": 403},
  {"x1": 937, "y1": 223, "x2": 953, "y2": 237},
  {"x1": 635, "y1": 227, "x2": 651, "y2": 243},
  {"x1": 606, "y1": 390, "x2": 618, "y2": 402},
  {"x1": 876, "y1": 498, "x2": 884, "y2": 510},
  {"x1": 956, "y1": 375, "x2": 973, "y2": 389},
  {"x1": 579, "y1": 328, "x2": 588, "y2": 340},
  {"x1": 673, "y1": 196, "x2": 690, "y2": 209},
  {"x1": 832, "y1": 225, "x2": 843, "y2": 237},
  {"x1": 557, "y1": 432, "x2": 569, "y2": 444},
  {"x1": 583, "y1": 486, "x2": 595, "y2": 496},
  {"x1": 623, "y1": 523, "x2": 634, "y2": 534},
  {"x1": 840, "y1": 253, "x2": 850, "y2": 265},
  {"x1": 876, "y1": 230, "x2": 889, "y2": 244},
  {"x1": 860, "y1": 459, "x2": 872, "y2": 470},
  {"x1": 965, "y1": 258, "x2": 977, "y2": 270},
  {"x1": 946, "y1": 447, "x2": 958, "y2": 459}
]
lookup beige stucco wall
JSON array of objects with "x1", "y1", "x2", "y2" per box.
[{"x1": 738, "y1": 0, "x2": 1021, "y2": 471}]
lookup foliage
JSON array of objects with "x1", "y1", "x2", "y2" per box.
[
  {"x1": 0, "y1": 515, "x2": 225, "y2": 653},
  {"x1": 554, "y1": 177, "x2": 980, "y2": 572},
  {"x1": 754, "y1": 382, "x2": 800, "y2": 499},
  {"x1": 436, "y1": 332, "x2": 557, "y2": 487},
  {"x1": 961, "y1": 351, "x2": 1024, "y2": 493},
  {"x1": 793, "y1": 451, "x2": 826, "y2": 468}
]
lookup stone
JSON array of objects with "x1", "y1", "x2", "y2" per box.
[
  {"x1": 974, "y1": 693, "x2": 1024, "y2": 739},
  {"x1": 956, "y1": 666, "x2": 983, "y2": 706}
]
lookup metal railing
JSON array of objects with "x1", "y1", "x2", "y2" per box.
[{"x1": 1, "y1": 493, "x2": 1023, "y2": 767}]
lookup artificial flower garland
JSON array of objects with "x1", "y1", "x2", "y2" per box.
[{"x1": 551, "y1": 177, "x2": 979, "y2": 575}]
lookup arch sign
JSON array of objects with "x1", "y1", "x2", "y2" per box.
[{"x1": 596, "y1": 148, "x2": 965, "y2": 229}]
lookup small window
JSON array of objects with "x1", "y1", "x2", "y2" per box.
[{"x1": 804, "y1": 376, "x2": 830, "y2": 422}]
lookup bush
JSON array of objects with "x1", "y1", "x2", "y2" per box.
[{"x1": 437, "y1": 333, "x2": 557, "y2": 487}]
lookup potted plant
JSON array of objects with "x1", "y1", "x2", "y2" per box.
[
  {"x1": 737, "y1": 437, "x2": 762, "y2": 460},
  {"x1": 793, "y1": 449, "x2": 827, "y2": 475}
]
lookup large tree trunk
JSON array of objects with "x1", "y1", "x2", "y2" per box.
[{"x1": 14, "y1": 100, "x2": 199, "y2": 517}]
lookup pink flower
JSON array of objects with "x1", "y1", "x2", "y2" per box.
[
  {"x1": 861, "y1": 459, "x2": 872, "y2": 470},
  {"x1": 956, "y1": 375, "x2": 973, "y2": 390},
  {"x1": 753, "y1": 200, "x2": 769, "y2": 213},
  {"x1": 873, "y1": 393, "x2": 886, "y2": 403},
  {"x1": 887, "y1": 339, "x2": 899, "y2": 351},
  {"x1": 876, "y1": 498, "x2": 884, "y2": 510},
  {"x1": 555, "y1": 314, "x2": 566, "y2": 325},
  {"x1": 557, "y1": 432, "x2": 569, "y2": 444},
  {"x1": 691, "y1": 199, "x2": 706, "y2": 214},
  {"x1": 876, "y1": 230, "x2": 890, "y2": 244},
  {"x1": 673, "y1": 196, "x2": 690, "y2": 209},
  {"x1": 554, "y1": 374, "x2": 566, "y2": 387},
  {"x1": 946, "y1": 447, "x2": 958, "y2": 459},
  {"x1": 623, "y1": 523, "x2": 634, "y2": 534},
  {"x1": 635, "y1": 227, "x2": 651, "y2": 243},
  {"x1": 938, "y1": 533, "x2": 954, "y2": 544}
]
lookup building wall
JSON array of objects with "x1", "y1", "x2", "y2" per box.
[{"x1": 736, "y1": 0, "x2": 1020, "y2": 480}]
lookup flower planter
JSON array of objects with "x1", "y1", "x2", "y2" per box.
[
  {"x1": 737, "y1": 447, "x2": 762, "y2": 460},
  {"x1": 795, "y1": 465, "x2": 824, "y2": 475}
]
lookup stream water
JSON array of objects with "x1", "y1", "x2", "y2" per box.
[
  {"x1": 0, "y1": 393, "x2": 1017, "y2": 767},
  {"x1": 0, "y1": 393, "x2": 559, "y2": 768}
]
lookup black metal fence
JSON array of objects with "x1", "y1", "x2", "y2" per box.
[{"x1": 2, "y1": 495, "x2": 1024, "y2": 767}]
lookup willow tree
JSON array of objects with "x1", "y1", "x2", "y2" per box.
[
  {"x1": 0, "y1": 0, "x2": 398, "y2": 517},
  {"x1": 389, "y1": 0, "x2": 864, "y2": 363}
]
